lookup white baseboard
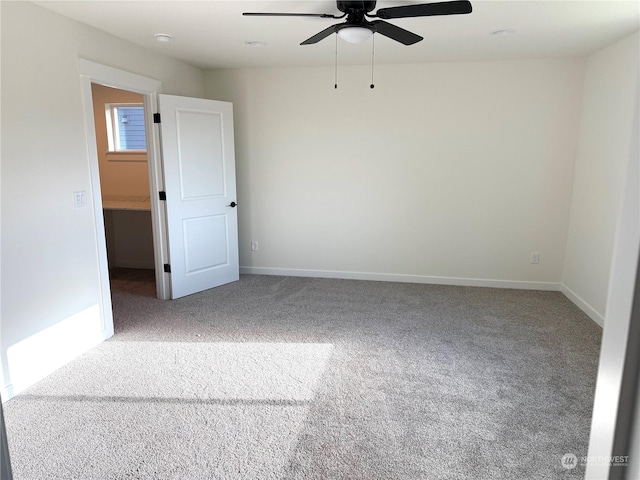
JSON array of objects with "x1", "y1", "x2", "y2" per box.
[
  {"x1": 240, "y1": 266, "x2": 561, "y2": 291},
  {"x1": 560, "y1": 284, "x2": 605, "y2": 327},
  {"x1": 1, "y1": 385, "x2": 14, "y2": 403},
  {"x1": 0, "y1": 272, "x2": 601, "y2": 403},
  {"x1": 2, "y1": 304, "x2": 112, "y2": 402},
  {"x1": 240, "y1": 267, "x2": 606, "y2": 327}
]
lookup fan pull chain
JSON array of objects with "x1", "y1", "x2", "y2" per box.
[
  {"x1": 334, "y1": 33, "x2": 338, "y2": 89},
  {"x1": 370, "y1": 34, "x2": 375, "y2": 89}
]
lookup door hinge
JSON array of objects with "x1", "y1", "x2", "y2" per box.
[
  {"x1": 164, "y1": 264, "x2": 171, "y2": 273},
  {"x1": 153, "y1": 113, "x2": 161, "y2": 124},
  {"x1": 159, "y1": 191, "x2": 167, "y2": 201}
]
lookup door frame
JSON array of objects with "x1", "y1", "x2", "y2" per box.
[{"x1": 79, "y1": 60, "x2": 170, "y2": 330}]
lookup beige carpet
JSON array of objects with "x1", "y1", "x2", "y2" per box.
[
  {"x1": 4, "y1": 275, "x2": 601, "y2": 479},
  {"x1": 109, "y1": 267, "x2": 156, "y2": 298}
]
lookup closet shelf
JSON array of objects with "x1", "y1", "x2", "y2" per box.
[{"x1": 102, "y1": 195, "x2": 151, "y2": 211}]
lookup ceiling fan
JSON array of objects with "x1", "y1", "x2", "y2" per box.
[{"x1": 243, "y1": 1, "x2": 472, "y2": 46}]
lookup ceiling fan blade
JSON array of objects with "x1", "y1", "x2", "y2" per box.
[
  {"x1": 370, "y1": 20, "x2": 423, "y2": 45},
  {"x1": 301, "y1": 24, "x2": 339, "y2": 45},
  {"x1": 243, "y1": 12, "x2": 341, "y2": 19},
  {"x1": 375, "y1": 1, "x2": 472, "y2": 20}
]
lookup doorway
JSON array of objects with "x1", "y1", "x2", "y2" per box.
[
  {"x1": 79, "y1": 60, "x2": 239, "y2": 330},
  {"x1": 79, "y1": 59, "x2": 169, "y2": 338},
  {"x1": 90, "y1": 83, "x2": 157, "y2": 298}
]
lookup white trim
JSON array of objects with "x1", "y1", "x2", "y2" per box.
[
  {"x1": 78, "y1": 59, "x2": 170, "y2": 301},
  {"x1": 240, "y1": 266, "x2": 561, "y2": 291},
  {"x1": 560, "y1": 283, "x2": 605, "y2": 327},
  {"x1": 1, "y1": 386, "x2": 13, "y2": 403},
  {"x1": 144, "y1": 94, "x2": 171, "y2": 300},
  {"x1": 240, "y1": 268, "x2": 608, "y2": 328},
  {"x1": 78, "y1": 60, "x2": 161, "y2": 94},
  {"x1": 79, "y1": 74, "x2": 113, "y2": 337}
]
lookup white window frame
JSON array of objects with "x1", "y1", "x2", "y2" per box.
[{"x1": 105, "y1": 103, "x2": 147, "y2": 161}]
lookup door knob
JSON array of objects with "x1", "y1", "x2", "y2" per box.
[{"x1": 227, "y1": 201, "x2": 237, "y2": 208}]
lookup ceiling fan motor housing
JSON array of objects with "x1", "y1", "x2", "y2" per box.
[{"x1": 337, "y1": 1, "x2": 377, "y2": 14}]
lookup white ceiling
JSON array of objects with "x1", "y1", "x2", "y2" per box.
[{"x1": 37, "y1": 0, "x2": 640, "y2": 69}]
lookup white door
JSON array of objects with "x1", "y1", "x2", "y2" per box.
[{"x1": 157, "y1": 94, "x2": 239, "y2": 299}]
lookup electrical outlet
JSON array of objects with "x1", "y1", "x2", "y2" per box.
[
  {"x1": 531, "y1": 252, "x2": 540, "y2": 264},
  {"x1": 251, "y1": 241, "x2": 259, "y2": 252}
]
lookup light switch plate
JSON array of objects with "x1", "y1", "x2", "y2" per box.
[{"x1": 74, "y1": 191, "x2": 87, "y2": 208}]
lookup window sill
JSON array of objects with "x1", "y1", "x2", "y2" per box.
[{"x1": 106, "y1": 151, "x2": 147, "y2": 162}]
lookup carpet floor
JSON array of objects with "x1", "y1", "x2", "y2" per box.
[
  {"x1": 109, "y1": 268, "x2": 156, "y2": 298},
  {"x1": 4, "y1": 275, "x2": 602, "y2": 479}
]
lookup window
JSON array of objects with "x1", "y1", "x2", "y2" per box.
[{"x1": 105, "y1": 104, "x2": 147, "y2": 152}]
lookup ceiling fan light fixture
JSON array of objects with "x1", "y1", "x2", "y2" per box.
[{"x1": 337, "y1": 26, "x2": 373, "y2": 44}]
